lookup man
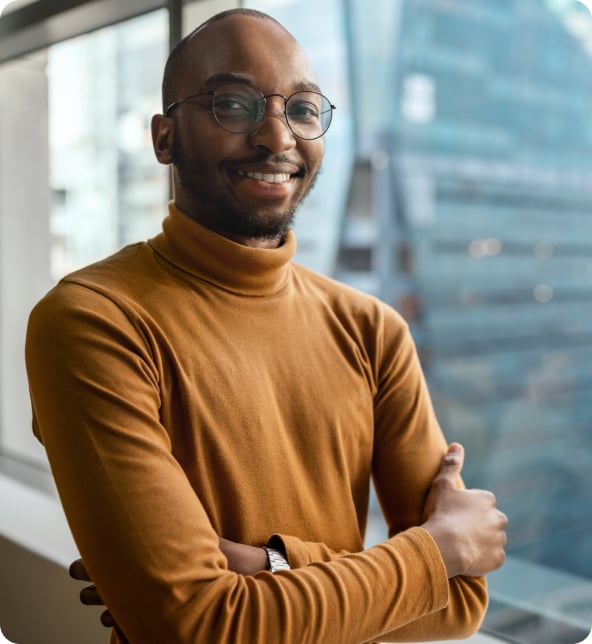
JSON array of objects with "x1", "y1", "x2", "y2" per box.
[{"x1": 26, "y1": 8, "x2": 507, "y2": 643}]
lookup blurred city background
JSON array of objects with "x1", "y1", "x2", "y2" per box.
[{"x1": 1, "y1": 0, "x2": 592, "y2": 642}]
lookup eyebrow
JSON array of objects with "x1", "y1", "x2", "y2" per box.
[
  {"x1": 203, "y1": 72, "x2": 322, "y2": 94},
  {"x1": 203, "y1": 72, "x2": 252, "y2": 88}
]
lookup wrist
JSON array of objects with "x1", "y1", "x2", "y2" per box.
[
  {"x1": 219, "y1": 537, "x2": 269, "y2": 575},
  {"x1": 263, "y1": 546, "x2": 291, "y2": 573},
  {"x1": 421, "y1": 520, "x2": 462, "y2": 578}
]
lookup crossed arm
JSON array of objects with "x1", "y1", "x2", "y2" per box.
[
  {"x1": 27, "y1": 285, "x2": 506, "y2": 643},
  {"x1": 71, "y1": 443, "x2": 507, "y2": 641}
]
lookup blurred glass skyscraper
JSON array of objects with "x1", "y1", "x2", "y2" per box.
[
  {"x1": 250, "y1": 0, "x2": 592, "y2": 640},
  {"x1": 345, "y1": 0, "x2": 592, "y2": 576},
  {"x1": 4, "y1": 0, "x2": 591, "y2": 640}
]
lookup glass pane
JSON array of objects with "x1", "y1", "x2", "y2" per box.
[
  {"x1": 341, "y1": 0, "x2": 592, "y2": 642},
  {"x1": 242, "y1": 0, "x2": 355, "y2": 276},
  {"x1": 0, "y1": 9, "x2": 168, "y2": 466},
  {"x1": 183, "y1": 0, "x2": 238, "y2": 33},
  {"x1": 48, "y1": 10, "x2": 169, "y2": 279},
  {"x1": 244, "y1": 1, "x2": 592, "y2": 642}
]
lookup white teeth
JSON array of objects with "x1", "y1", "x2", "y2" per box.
[{"x1": 237, "y1": 171, "x2": 291, "y2": 183}]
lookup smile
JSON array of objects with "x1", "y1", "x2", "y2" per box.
[{"x1": 236, "y1": 170, "x2": 292, "y2": 184}]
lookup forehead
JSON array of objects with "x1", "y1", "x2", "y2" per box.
[{"x1": 181, "y1": 16, "x2": 318, "y2": 94}]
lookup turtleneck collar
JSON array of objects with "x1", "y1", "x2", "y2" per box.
[{"x1": 148, "y1": 202, "x2": 297, "y2": 297}]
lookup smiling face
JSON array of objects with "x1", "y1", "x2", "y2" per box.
[{"x1": 152, "y1": 14, "x2": 325, "y2": 247}]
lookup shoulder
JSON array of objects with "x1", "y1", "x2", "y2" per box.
[
  {"x1": 290, "y1": 263, "x2": 412, "y2": 360},
  {"x1": 28, "y1": 242, "x2": 154, "y2": 330},
  {"x1": 291, "y1": 262, "x2": 408, "y2": 331},
  {"x1": 62, "y1": 242, "x2": 153, "y2": 293}
]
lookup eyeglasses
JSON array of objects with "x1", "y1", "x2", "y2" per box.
[{"x1": 165, "y1": 83, "x2": 336, "y2": 141}]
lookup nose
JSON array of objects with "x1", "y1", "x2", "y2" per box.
[{"x1": 248, "y1": 96, "x2": 296, "y2": 154}]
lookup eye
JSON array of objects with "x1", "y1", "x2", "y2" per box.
[
  {"x1": 213, "y1": 93, "x2": 254, "y2": 116},
  {"x1": 287, "y1": 97, "x2": 321, "y2": 123}
]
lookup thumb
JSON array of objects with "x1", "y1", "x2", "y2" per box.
[{"x1": 439, "y1": 442, "x2": 465, "y2": 476}]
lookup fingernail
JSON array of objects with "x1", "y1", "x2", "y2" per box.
[{"x1": 443, "y1": 445, "x2": 461, "y2": 464}]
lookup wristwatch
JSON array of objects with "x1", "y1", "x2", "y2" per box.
[{"x1": 263, "y1": 546, "x2": 291, "y2": 573}]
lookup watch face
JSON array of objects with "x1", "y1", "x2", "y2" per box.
[{"x1": 264, "y1": 547, "x2": 291, "y2": 573}]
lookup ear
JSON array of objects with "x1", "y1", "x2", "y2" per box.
[{"x1": 151, "y1": 114, "x2": 174, "y2": 165}]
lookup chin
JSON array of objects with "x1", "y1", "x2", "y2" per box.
[{"x1": 223, "y1": 209, "x2": 296, "y2": 240}]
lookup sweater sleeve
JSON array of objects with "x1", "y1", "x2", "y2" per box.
[
  {"x1": 270, "y1": 535, "x2": 486, "y2": 642},
  {"x1": 269, "y1": 305, "x2": 489, "y2": 642},
  {"x1": 371, "y1": 306, "x2": 488, "y2": 640},
  {"x1": 25, "y1": 284, "x2": 451, "y2": 644}
]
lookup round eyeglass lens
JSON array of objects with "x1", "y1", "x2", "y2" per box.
[
  {"x1": 211, "y1": 85, "x2": 263, "y2": 133},
  {"x1": 285, "y1": 91, "x2": 333, "y2": 140},
  {"x1": 210, "y1": 84, "x2": 333, "y2": 140}
]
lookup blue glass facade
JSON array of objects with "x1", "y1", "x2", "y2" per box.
[
  {"x1": 385, "y1": 0, "x2": 592, "y2": 578},
  {"x1": 2, "y1": 0, "x2": 591, "y2": 640},
  {"x1": 247, "y1": 0, "x2": 592, "y2": 640}
]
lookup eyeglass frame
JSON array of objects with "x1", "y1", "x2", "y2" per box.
[{"x1": 164, "y1": 85, "x2": 336, "y2": 141}]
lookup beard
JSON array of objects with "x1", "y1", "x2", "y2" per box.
[
  {"x1": 206, "y1": 198, "x2": 298, "y2": 241},
  {"x1": 172, "y1": 137, "x2": 318, "y2": 241}
]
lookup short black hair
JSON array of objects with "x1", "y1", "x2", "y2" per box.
[{"x1": 161, "y1": 8, "x2": 280, "y2": 112}]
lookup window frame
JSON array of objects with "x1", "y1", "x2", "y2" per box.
[
  {"x1": 0, "y1": 0, "x2": 187, "y2": 482},
  {"x1": 0, "y1": 0, "x2": 181, "y2": 64}
]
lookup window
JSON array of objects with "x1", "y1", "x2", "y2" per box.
[
  {"x1": 48, "y1": 10, "x2": 168, "y2": 278},
  {"x1": 0, "y1": 8, "x2": 168, "y2": 468},
  {"x1": 243, "y1": 0, "x2": 355, "y2": 275},
  {"x1": 252, "y1": 0, "x2": 592, "y2": 642},
  {"x1": 2, "y1": 1, "x2": 591, "y2": 641}
]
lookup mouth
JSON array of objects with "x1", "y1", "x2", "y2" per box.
[{"x1": 236, "y1": 170, "x2": 294, "y2": 184}]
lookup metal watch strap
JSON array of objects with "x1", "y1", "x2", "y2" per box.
[{"x1": 263, "y1": 546, "x2": 291, "y2": 573}]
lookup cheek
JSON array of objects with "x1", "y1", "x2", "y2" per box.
[
  {"x1": 179, "y1": 133, "x2": 246, "y2": 178},
  {"x1": 303, "y1": 140, "x2": 324, "y2": 173},
  {"x1": 174, "y1": 119, "x2": 223, "y2": 164}
]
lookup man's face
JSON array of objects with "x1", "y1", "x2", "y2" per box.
[{"x1": 164, "y1": 16, "x2": 326, "y2": 244}]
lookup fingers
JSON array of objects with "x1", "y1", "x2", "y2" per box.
[
  {"x1": 100, "y1": 609, "x2": 116, "y2": 628},
  {"x1": 69, "y1": 558, "x2": 91, "y2": 581},
  {"x1": 69, "y1": 558, "x2": 124, "y2": 638},
  {"x1": 80, "y1": 584, "x2": 104, "y2": 606},
  {"x1": 468, "y1": 490, "x2": 509, "y2": 574},
  {"x1": 82, "y1": 589, "x2": 119, "y2": 635},
  {"x1": 490, "y1": 509, "x2": 509, "y2": 572},
  {"x1": 497, "y1": 508, "x2": 509, "y2": 544},
  {"x1": 81, "y1": 586, "x2": 117, "y2": 634},
  {"x1": 70, "y1": 559, "x2": 105, "y2": 608}
]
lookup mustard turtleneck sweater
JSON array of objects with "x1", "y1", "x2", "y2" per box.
[{"x1": 26, "y1": 203, "x2": 487, "y2": 643}]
